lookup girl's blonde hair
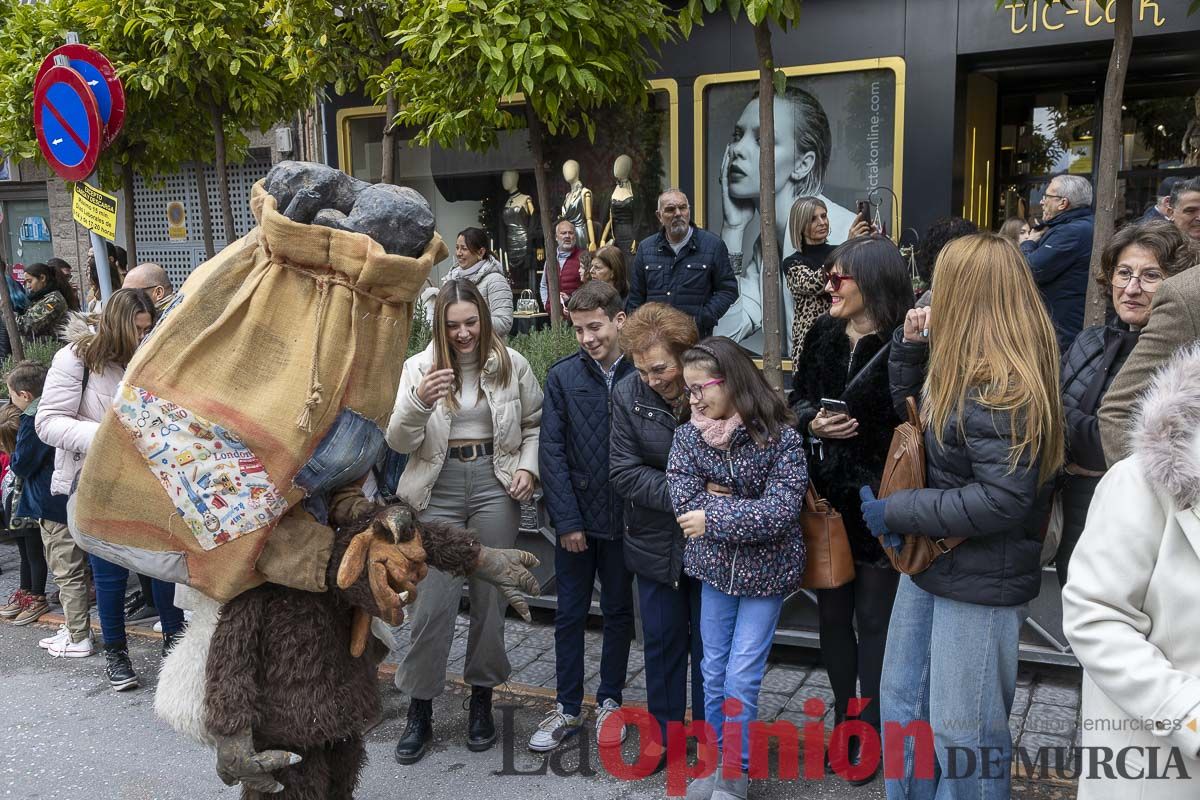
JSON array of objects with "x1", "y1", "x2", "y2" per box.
[
  {"x1": 787, "y1": 196, "x2": 828, "y2": 251},
  {"x1": 75, "y1": 288, "x2": 157, "y2": 375},
  {"x1": 925, "y1": 233, "x2": 1063, "y2": 483},
  {"x1": 0, "y1": 403, "x2": 21, "y2": 454},
  {"x1": 432, "y1": 279, "x2": 511, "y2": 413}
]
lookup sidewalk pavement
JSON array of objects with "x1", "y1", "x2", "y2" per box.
[{"x1": 1, "y1": 540, "x2": 1082, "y2": 787}]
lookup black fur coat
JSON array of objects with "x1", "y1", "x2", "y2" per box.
[{"x1": 788, "y1": 314, "x2": 900, "y2": 566}]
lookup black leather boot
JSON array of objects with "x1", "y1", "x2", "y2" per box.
[
  {"x1": 395, "y1": 698, "x2": 433, "y2": 764},
  {"x1": 467, "y1": 686, "x2": 497, "y2": 752}
]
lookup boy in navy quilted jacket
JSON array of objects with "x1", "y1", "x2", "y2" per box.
[
  {"x1": 532, "y1": 281, "x2": 636, "y2": 753},
  {"x1": 668, "y1": 336, "x2": 807, "y2": 800}
]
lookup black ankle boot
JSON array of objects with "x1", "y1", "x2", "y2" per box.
[
  {"x1": 395, "y1": 698, "x2": 433, "y2": 765},
  {"x1": 161, "y1": 629, "x2": 185, "y2": 658},
  {"x1": 467, "y1": 686, "x2": 497, "y2": 752}
]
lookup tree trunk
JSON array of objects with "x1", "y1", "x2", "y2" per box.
[
  {"x1": 754, "y1": 21, "x2": 783, "y2": 391},
  {"x1": 0, "y1": 270, "x2": 23, "y2": 362},
  {"x1": 1084, "y1": 0, "x2": 1132, "y2": 328},
  {"x1": 209, "y1": 102, "x2": 237, "y2": 247},
  {"x1": 196, "y1": 162, "x2": 215, "y2": 260},
  {"x1": 381, "y1": 90, "x2": 397, "y2": 185},
  {"x1": 525, "y1": 105, "x2": 561, "y2": 325},
  {"x1": 121, "y1": 162, "x2": 137, "y2": 266}
]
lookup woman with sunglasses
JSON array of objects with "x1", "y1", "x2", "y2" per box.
[
  {"x1": 785, "y1": 235, "x2": 913, "y2": 785},
  {"x1": 668, "y1": 336, "x2": 806, "y2": 800},
  {"x1": 1054, "y1": 220, "x2": 1197, "y2": 587}
]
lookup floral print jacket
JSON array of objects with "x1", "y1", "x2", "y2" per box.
[{"x1": 668, "y1": 421, "x2": 808, "y2": 597}]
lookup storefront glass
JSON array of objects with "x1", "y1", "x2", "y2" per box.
[{"x1": 339, "y1": 89, "x2": 676, "y2": 292}]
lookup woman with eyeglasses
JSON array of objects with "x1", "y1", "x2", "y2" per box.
[
  {"x1": 785, "y1": 235, "x2": 913, "y2": 785},
  {"x1": 1054, "y1": 220, "x2": 1198, "y2": 587},
  {"x1": 609, "y1": 302, "x2": 701, "y2": 770},
  {"x1": 667, "y1": 336, "x2": 806, "y2": 800}
]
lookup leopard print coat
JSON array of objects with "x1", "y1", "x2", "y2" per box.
[{"x1": 784, "y1": 242, "x2": 836, "y2": 364}]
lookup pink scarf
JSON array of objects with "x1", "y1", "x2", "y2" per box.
[{"x1": 691, "y1": 412, "x2": 743, "y2": 451}]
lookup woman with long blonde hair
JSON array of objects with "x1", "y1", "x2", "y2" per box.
[
  {"x1": 858, "y1": 233, "x2": 1063, "y2": 800},
  {"x1": 387, "y1": 278, "x2": 542, "y2": 763}
]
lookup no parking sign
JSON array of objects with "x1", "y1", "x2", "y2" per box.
[{"x1": 33, "y1": 64, "x2": 103, "y2": 183}]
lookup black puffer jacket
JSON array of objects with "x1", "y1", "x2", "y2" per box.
[
  {"x1": 1058, "y1": 321, "x2": 1138, "y2": 553},
  {"x1": 610, "y1": 372, "x2": 687, "y2": 586},
  {"x1": 882, "y1": 328, "x2": 1047, "y2": 607},
  {"x1": 788, "y1": 315, "x2": 899, "y2": 565}
]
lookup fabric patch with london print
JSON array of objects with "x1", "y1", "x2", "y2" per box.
[{"x1": 114, "y1": 384, "x2": 289, "y2": 550}]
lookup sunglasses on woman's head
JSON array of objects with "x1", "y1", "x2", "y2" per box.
[{"x1": 823, "y1": 270, "x2": 856, "y2": 292}]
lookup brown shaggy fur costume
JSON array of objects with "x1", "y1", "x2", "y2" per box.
[{"x1": 204, "y1": 493, "x2": 480, "y2": 800}]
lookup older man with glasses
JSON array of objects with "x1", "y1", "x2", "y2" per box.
[
  {"x1": 626, "y1": 189, "x2": 737, "y2": 338},
  {"x1": 1019, "y1": 174, "x2": 1096, "y2": 350}
]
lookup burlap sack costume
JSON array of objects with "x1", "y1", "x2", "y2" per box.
[{"x1": 72, "y1": 181, "x2": 447, "y2": 602}]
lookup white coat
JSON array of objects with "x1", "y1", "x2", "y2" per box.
[
  {"x1": 386, "y1": 343, "x2": 542, "y2": 511},
  {"x1": 1063, "y1": 343, "x2": 1200, "y2": 799}
]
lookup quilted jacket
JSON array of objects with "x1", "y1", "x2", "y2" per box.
[
  {"x1": 626, "y1": 226, "x2": 738, "y2": 338},
  {"x1": 609, "y1": 373, "x2": 686, "y2": 586},
  {"x1": 883, "y1": 328, "x2": 1049, "y2": 607},
  {"x1": 1058, "y1": 320, "x2": 1138, "y2": 557},
  {"x1": 668, "y1": 421, "x2": 808, "y2": 598},
  {"x1": 10, "y1": 401, "x2": 68, "y2": 524},
  {"x1": 539, "y1": 349, "x2": 634, "y2": 540},
  {"x1": 1020, "y1": 206, "x2": 1094, "y2": 350}
]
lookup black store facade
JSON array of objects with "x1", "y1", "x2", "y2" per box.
[{"x1": 322, "y1": 0, "x2": 1200, "y2": 664}]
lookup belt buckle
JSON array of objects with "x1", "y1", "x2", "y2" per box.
[
  {"x1": 459, "y1": 444, "x2": 479, "y2": 462},
  {"x1": 934, "y1": 538, "x2": 951, "y2": 554}
]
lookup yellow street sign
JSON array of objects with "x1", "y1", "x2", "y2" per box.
[{"x1": 72, "y1": 181, "x2": 118, "y2": 241}]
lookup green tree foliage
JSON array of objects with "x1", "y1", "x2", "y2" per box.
[
  {"x1": 381, "y1": 0, "x2": 675, "y2": 323},
  {"x1": 679, "y1": 0, "x2": 802, "y2": 391}
]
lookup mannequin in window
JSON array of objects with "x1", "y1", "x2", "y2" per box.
[
  {"x1": 560, "y1": 160, "x2": 596, "y2": 252},
  {"x1": 501, "y1": 170, "x2": 535, "y2": 283},
  {"x1": 600, "y1": 155, "x2": 638, "y2": 256}
]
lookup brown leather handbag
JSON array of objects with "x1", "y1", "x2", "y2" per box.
[
  {"x1": 800, "y1": 484, "x2": 856, "y2": 589},
  {"x1": 877, "y1": 397, "x2": 965, "y2": 575}
]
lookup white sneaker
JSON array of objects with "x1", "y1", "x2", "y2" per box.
[
  {"x1": 595, "y1": 698, "x2": 629, "y2": 748},
  {"x1": 48, "y1": 634, "x2": 94, "y2": 658},
  {"x1": 153, "y1": 610, "x2": 191, "y2": 634},
  {"x1": 528, "y1": 703, "x2": 582, "y2": 752},
  {"x1": 153, "y1": 620, "x2": 162, "y2": 633},
  {"x1": 38, "y1": 625, "x2": 70, "y2": 650}
]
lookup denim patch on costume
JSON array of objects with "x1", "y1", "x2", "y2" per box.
[
  {"x1": 114, "y1": 383, "x2": 289, "y2": 550},
  {"x1": 293, "y1": 408, "x2": 386, "y2": 498}
]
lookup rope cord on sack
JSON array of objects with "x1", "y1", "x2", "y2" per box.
[{"x1": 295, "y1": 278, "x2": 330, "y2": 432}]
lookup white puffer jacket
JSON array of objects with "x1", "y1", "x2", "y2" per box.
[
  {"x1": 35, "y1": 315, "x2": 125, "y2": 496},
  {"x1": 386, "y1": 343, "x2": 542, "y2": 511},
  {"x1": 1063, "y1": 343, "x2": 1200, "y2": 799}
]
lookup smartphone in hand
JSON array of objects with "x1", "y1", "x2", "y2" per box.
[{"x1": 820, "y1": 398, "x2": 850, "y2": 417}]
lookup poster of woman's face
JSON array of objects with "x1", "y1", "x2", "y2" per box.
[{"x1": 700, "y1": 67, "x2": 900, "y2": 354}]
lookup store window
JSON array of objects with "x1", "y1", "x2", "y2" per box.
[
  {"x1": 338, "y1": 88, "x2": 677, "y2": 292},
  {"x1": 994, "y1": 83, "x2": 1200, "y2": 227}
]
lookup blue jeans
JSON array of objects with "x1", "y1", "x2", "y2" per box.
[
  {"x1": 880, "y1": 575, "x2": 1022, "y2": 800},
  {"x1": 699, "y1": 583, "x2": 784, "y2": 770},
  {"x1": 554, "y1": 535, "x2": 634, "y2": 716},
  {"x1": 639, "y1": 574, "x2": 704, "y2": 744},
  {"x1": 89, "y1": 555, "x2": 185, "y2": 647}
]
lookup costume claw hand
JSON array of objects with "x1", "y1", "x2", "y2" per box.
[
  {"x1": 215, "y1": 728, "x2": 301, "y2": 794},
  {"x1": 473, "y1": 547, "x2": 541, "y2": 622},
  {"x1": 337, "y1": 506, "x2": 427, "y2": 656}
]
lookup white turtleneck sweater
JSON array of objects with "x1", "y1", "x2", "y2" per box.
[{"x1": 449, "y1": 351, "x2": 494, "y2": 441}]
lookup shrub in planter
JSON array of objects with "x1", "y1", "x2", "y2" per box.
[{"x1": 0, "y1": 338, "x2": 65, "y2": 399}]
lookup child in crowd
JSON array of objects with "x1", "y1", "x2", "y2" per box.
[
  {"x1": 0, "y1": 400, "x2": 50, "y2": 626},
  {"x1": 531, "y1": 280, "x2": 636, "y2": 752},
  {"x1": 668, "y1": 337, "x2": 808, "y2": 800},
  {"x1": 5, "y1": 362, "x2": 82, "y2": 650}
]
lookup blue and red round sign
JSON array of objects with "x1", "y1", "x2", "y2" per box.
[
  {"x1": 32, "y1": 43, "x2": 125, "y2": 182},
  {"x1": 34, "y1": 65, "x2": 103, "y2": 182}
]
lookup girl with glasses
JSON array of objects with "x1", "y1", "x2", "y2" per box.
[
  {"x1": 1054, "y1": 220, "x2": 1198, "y2": 587},
  {"x1": 785, "y1": 234, "x2": 914, "y2": 785},
  {"x1": 667, "y1": 336, "x2": 806, "y2": 800}
]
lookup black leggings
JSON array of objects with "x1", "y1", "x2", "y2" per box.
[
  {"x1": 15, "y1": 535, "x2": 49, "y2": 596},
  {"x1": 816, "y1": 563, "x2": 900, "y2": 729}
]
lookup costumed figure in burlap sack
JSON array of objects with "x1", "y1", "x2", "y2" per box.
[{"x1": 68, "y1": 162, "x2": 540, "y2": 799}]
